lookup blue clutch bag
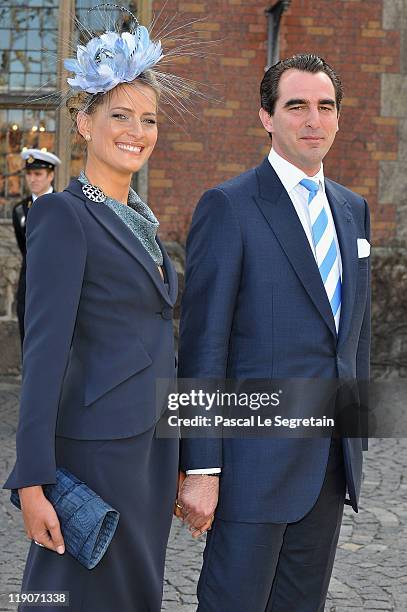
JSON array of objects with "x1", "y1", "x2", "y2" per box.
[{"x1": 10, "y1": 467, "x2": 120, "y2": 570}]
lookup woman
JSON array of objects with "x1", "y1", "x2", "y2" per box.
[{"x1": 4, "y1": 16, "x2": 180, "y2": 612}]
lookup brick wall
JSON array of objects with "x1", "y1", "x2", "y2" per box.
[
  {"x1": 151, "y1": 0, "x2": 401, "y2": 246},
  {"x1": 150, "y1": 0, "x2": 269, "y2": 241}
]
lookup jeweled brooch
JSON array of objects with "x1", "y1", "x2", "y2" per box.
[{"x1": 82, "y1": 183, "x2": 107, "y2": 203}]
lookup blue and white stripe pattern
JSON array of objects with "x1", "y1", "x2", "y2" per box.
[{"x1": 300, "y1": 179, "x2": 341, "y2": 331}]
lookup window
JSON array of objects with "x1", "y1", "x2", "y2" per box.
[
  {"x1": 0, "y1": 1, "x2": 58, "y2": 93},
  {"x1": 0, "y1": 0, "x2": 58, "y2": 219}
]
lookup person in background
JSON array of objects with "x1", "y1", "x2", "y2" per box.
[{"x1": 12, "y1": 149, "x2": 61, "y2": 344}]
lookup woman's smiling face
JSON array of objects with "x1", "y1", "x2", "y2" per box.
[{"x1": 78, "y1": 82, "x2": 158, "y2": 176}]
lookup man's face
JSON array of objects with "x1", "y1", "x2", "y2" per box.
[
  {"x1": 259, "y1": 69, "x2": 339, "y2": 175},
  {"x1": 25, "y1": 168, "x2": 54, "y2": 196}
]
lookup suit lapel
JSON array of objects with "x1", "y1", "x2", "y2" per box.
[
  {"x1": 157, "y1": 235, "x2": 178, "y2": 305},
  {"x1": 325, "y1": 180, "x2": 358, "y2": 347},
  {"x1": 65, "y1": 179, "x2": 175, "y2": 306},
  {"x1": 253, "y1": 159, "x2": 337, "y2": 340}
]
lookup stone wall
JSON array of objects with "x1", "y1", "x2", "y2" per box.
[
  {"x1": 0, "y1": 223, "x2": 21, "y2": 375},
  {"x1": 371, "y1": 248, "x2": 407, "y2": 378}
]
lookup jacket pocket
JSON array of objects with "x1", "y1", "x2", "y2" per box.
[{"x1": 84, "y1": 338, "x2": 153, "y2": 407}]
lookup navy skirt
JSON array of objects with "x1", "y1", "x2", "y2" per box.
[{"x1": 19, "y1": 427, "x2": 179, "y2": 611}]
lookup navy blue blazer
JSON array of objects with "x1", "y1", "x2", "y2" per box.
[
  {"x1": 179, "y1": 158, "x2": 371, "y2": 523},
  {"x1": 4, "y1": 179, "x2": 178, "y2": 491}
]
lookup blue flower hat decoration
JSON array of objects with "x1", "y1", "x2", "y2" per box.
[
  {"x1": 55, "y1": 3, "x2": 216, "y2": 122},
  {"x1": 64, "y1": 26, "x2": 163, "y2": 95}
]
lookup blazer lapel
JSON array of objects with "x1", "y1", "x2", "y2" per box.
[
  {"x1": 253, "y1": 159, "x2": 337, "y2": 340},
  {"x1": 325, "y1": 180, "x2": 358, "y2": 347},
  {"x1": 65, "y1": 179, "x2": 175, "y2": 306},
  {"x1": 157, "y1": 235, "x2": 178, "y2": 305}
]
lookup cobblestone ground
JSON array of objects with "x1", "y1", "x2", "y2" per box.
[{"x1": 0, "y1": 380, "x2": 406, "y2": 611}]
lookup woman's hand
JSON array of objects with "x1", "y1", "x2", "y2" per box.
[{"x1": 18, "y1": 486, "x2": 65, "y2": 555}]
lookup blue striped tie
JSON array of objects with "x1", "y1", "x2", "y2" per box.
[{"x1": 300, "y1": 179, "x2": 342, "y2": 331}]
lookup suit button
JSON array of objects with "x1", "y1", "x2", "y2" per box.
[{"x1": 160, "y1": 307, "x2": 173, "y2": 320}]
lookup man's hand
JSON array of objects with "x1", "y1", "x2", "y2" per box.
[
  {"x1": 178, "y1": 475, "x2": 219, "y2": 537},
  {"x1": 19, "y1": 486, "x2": 65, "y2": 555}
]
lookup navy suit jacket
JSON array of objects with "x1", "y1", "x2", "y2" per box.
[
  {"x1": 4, "y1": 179, "x2": 178, "y2": 491},
  {"x1": 179, "y1": 158, "x2": 371, "y2": 523}
]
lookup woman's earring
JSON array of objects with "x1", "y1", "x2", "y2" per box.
[{"x1": 85, "y1": 134, "x2": 91, "y2": 141}]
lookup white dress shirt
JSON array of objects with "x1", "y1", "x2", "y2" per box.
[
  {"x1": 268, "y1": 148, "x2": 342, "y2": 280},
  {"x1": 187, "y1": 150, "x2": 343, "y2": 475},
  {"x1": 32, "y1": 186, "x2": 53, "y2": 202}
]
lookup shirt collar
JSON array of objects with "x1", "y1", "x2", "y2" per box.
[
  {"x1": 268, "y1": 148, "x2": 325, "y2": 194},
  {"x1": 78, "y1": 170, "x2": 159, "y2": 227},
  {"x1": 32, "y1": 186, "x2": 53, "y2": 202}
]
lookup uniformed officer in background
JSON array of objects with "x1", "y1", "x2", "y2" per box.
[{"x1": 12, "y1": 149, "x2": 61, "y2": 345}]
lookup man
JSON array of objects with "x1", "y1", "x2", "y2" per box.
[
  {"x1": 12, "y1": 149, "x2": 61, "y2": 344},
  {"x1": 177, "y1": 54, "x2": 370, "y2": 611}
]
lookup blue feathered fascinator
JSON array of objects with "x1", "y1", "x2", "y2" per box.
[
  {"x1": 48, "y1": 3, "x2": 217, "y2": 122},
  {"x1": 64, "y1": 27, "x2": 163, "y2": 95}
]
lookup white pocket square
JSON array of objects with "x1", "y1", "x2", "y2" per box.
[{"x1": 357, "y1": 238, "x2": 370, "y2": 258}]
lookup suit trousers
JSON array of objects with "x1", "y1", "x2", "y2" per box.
[{"x1": 197, "y1": 438, "x2": 346, "y2": 612}]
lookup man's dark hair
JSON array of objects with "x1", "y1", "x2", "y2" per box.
[{"x1": 260, "y1": 53, "x2": 343, "y2": 115}]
